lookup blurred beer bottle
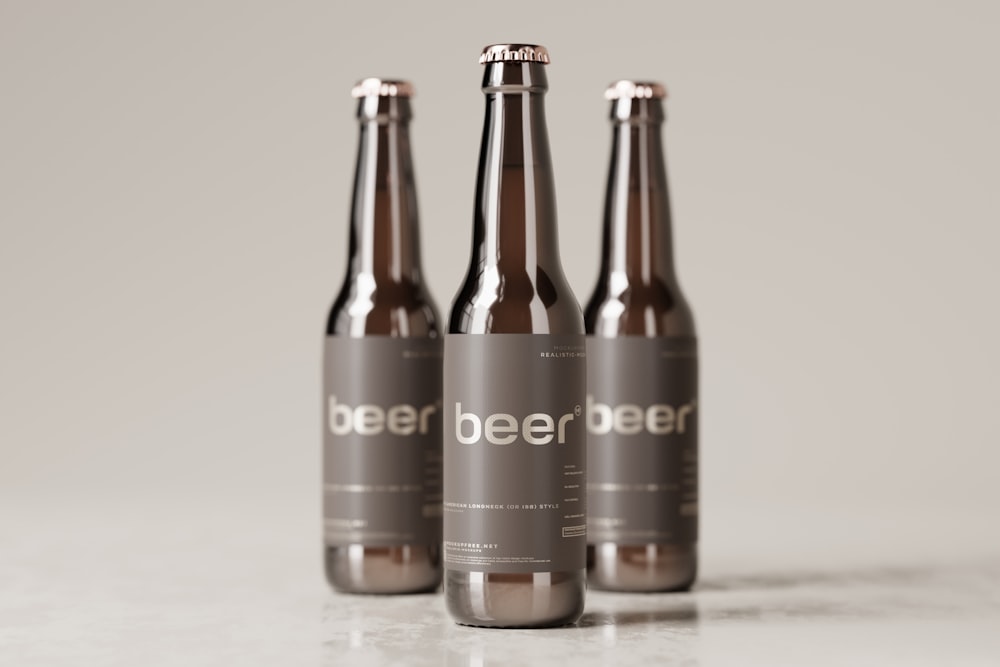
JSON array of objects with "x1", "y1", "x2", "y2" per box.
[
  {"x1": 323, "y1": 78, "x2": 442, "y2": 594},
  {"x1": 585, "y1": 80, "x2": 699, "y2": 592}
]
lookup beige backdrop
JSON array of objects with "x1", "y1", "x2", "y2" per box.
[{"x1": 2, "y1": 1, "x2": 998, "y2": 562}]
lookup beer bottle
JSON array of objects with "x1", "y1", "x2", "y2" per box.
[
  {"x1": 585, "y1": 80, "x2": 698, "y2": 592},
  {"x1": 323, "y1": 78, "x2": 442, "y2": 594},
  {"x1": 443, "y1": 44, "x2": 587, "y2": 627}
]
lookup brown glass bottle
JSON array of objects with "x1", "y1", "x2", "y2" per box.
[
  {"x1": 443, "y1": 45, "x2": 586, "y2": 627},
  {"x1": 584, "y1": 81, "x2": 698, "y2": 592},
  {"x1": 323, "y1": 79, "x2": 442, "y2": 594}
]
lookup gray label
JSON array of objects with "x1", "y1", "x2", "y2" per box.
[
  {"x1": 586, "y1": 336, "x2": 698, "y2": 545},
  {"x1": 443, "y1": 334, "x2": 587, "y2": 574},
  {"x1": 322, "y1": 336, "x2": 442, "y2": 547}
]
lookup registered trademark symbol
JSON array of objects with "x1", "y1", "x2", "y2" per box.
[{"x1": 574, "y1": 404, "x2": 582, "y2": 416}]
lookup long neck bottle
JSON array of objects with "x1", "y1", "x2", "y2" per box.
[
  {"x1": 329, "y1": 79, "x2": 438, "y2": 337},
  {"x1": 584, "y1": 81, "x2": 698, "y2": 592},
  {"x1": 448, "y1": 48, "x2": 579, "y2": 334},
  {"x1": 444, "y1": 44, "x2": 586, "y2": 628},
  {"x1": 585, "y1": 81, "x2": 694, "y2": 335},
  {"x1": 323, "y1": 78, "x2": 442, "y2": 595}
]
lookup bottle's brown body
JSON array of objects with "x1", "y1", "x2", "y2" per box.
[
  {"x1": 444, "y1": 46, "x2": 586, "y2": 627},
  {"x1": 584, "y1": 83, "x2": 698, "y2": 592},
  {"x1": 324, "y1": 82, "x2": 441, "y2": 594}
]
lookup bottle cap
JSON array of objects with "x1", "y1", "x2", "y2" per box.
[
  {"x1": 604, "y1": 80, "x2": 667, "y2": 100},
  {"x1": 479, "y1": 44, "x2": 550, "y2": 65},
  {"x1": 351, "y1": 78, "x2": 415, "y2": 99}
]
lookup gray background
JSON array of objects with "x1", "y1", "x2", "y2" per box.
[{"x1": 2, "y1": 0, "x2": 998, "y2": 573}]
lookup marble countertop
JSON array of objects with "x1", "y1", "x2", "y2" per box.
[
  {"x1": 324, "y1": 563, "x2": 1000, "y2": 666},
  {"x1": 3, "y1": 500, "x2": 998, "y2": 666}
]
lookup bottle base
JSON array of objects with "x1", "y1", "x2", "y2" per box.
[
  {"x1": 587, "y1": 543, "x2": 696, "y2": 592},
  {"x1": 325, "y1": 544, "x2": 441, "y2": 595},
  {"x1": 444, "y1": 569, "x2": 586, "y2": 628}
]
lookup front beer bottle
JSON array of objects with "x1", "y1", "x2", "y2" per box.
[
  {"x1": 323, "y1": 79, "x2": 442, "y2": 594},
  {"x1": 443, "y1": 44, "x2": 587, "y2": 627},
  {"x1": 585, "y1": 81, "x2": 699, "y2": 592}
]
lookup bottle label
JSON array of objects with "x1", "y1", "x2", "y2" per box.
[
  {"x1": 322, "y1": 336, "x2": 443, "y2": 547},
  {"x1": 443, "y1": 334, "x2": 587, "y2": 573},
  {"x1": 585, "y1": 336, "x2": 698, "y2": 545}
]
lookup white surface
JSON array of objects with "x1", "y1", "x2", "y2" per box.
[{"x1": 3, "y1": 499, "x2": 998, "y2": 666}]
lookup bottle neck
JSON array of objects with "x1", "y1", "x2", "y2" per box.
[
  {"x1": 347, "y1": 96, "x2": 424, "y2": 285},
  {"x1": 598, "y1": 98, "x2": 677, "y2": 287},
  {"x1": 471, "y1": 61, "x2": 562, "y2": 276}
]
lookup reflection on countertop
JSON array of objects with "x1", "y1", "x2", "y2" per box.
[
  {"x1": 4, "y1": 502, "x2": 999, "y2": 666},
  {"x1": 321, "y1": 561, "x2": 1000, "y2": 666}
]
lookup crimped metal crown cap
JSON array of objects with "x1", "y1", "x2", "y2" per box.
[
  {"x1": 479, "y1": 44, "x2": 550, "y2": 65},
  {"x1": 350, "y1": 78, "x2": 415, "y2": 98},
  {"x1": 605, "y1": 80, "x2": 667, "y2": 100}
]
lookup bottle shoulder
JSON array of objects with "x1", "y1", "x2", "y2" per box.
[
  {"x1": 584, "y1": 278, "x2": 695, "y2": 337},
  {"x1": 327, "y1": 276, "x2": 441, "y2": 337},
  {"x1": 448, "y1": 266, "x2": 583, "y2": 334}
]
